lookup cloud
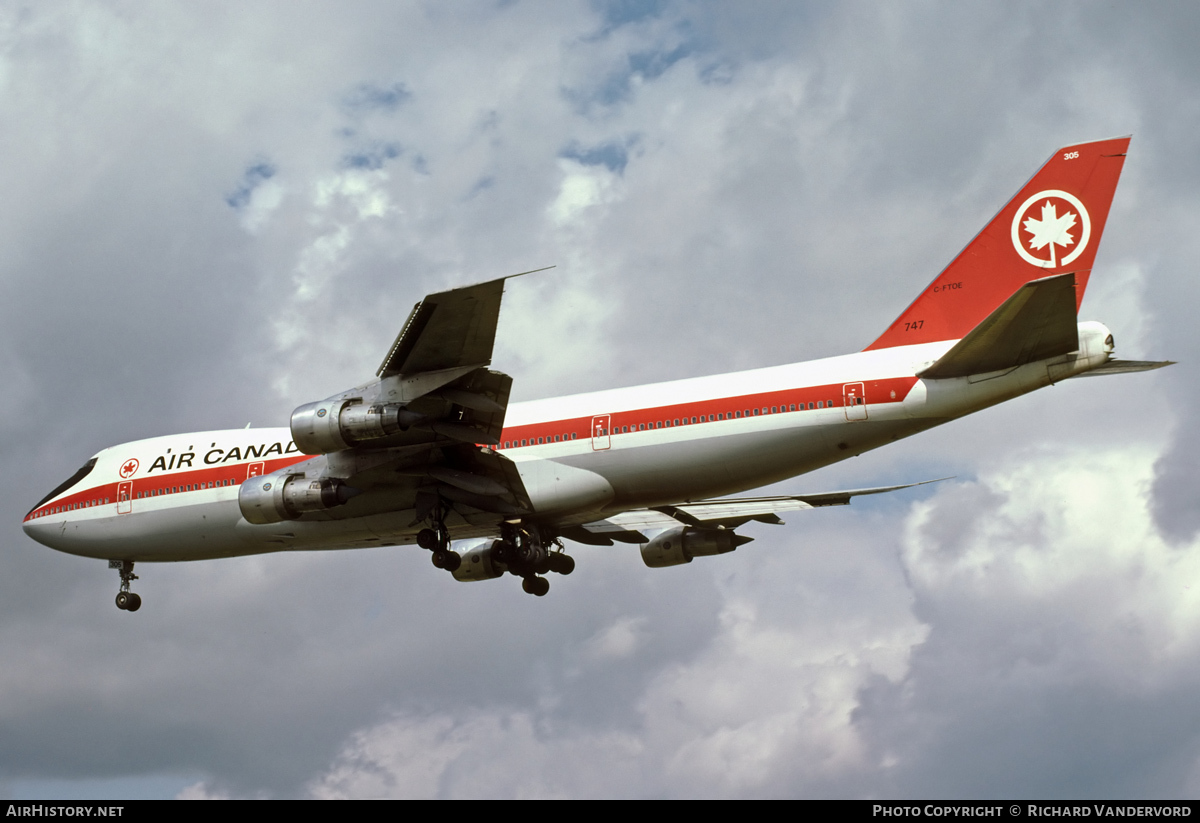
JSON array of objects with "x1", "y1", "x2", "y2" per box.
[
  {"x1": 341, "y1": 81, "x2": 412, "y2": 115},
  {"x1": 270, "y1": 438, "x2": 1197, "y2": 799},
  {"x1": 3, "y1": 0, "x2": 1199, "y2": 801}
]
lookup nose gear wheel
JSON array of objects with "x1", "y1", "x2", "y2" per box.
[{"x1": 109, "y1": 560, "x2": 142, "y2": 612}]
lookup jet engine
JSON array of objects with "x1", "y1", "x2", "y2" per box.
[
  {"x1": 239, "y1": 469, "x2": 359, "y2": 525},
  {"x1": 640, "y1": 526, "x2": 752, "y2": 568},
  {"x1": 290, "y1": 398, "x2": 426, "y2": 455},
  {"x1": 450, "y1": 540, "x2": 508, "y2": 582}
]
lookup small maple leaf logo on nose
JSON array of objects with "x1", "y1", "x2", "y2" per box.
[
  {"x1": 1022, "y1": 200, "x2": 1077, "y2": 267},
  {"x1": 119, "y1": 459, "x2": 139, "y2": 478}
]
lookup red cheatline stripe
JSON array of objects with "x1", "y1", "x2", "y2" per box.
[
  {"x1": 27, "y1": 377, "x2": 919, "y2": 518},
  {"x1": 497, "y1": 376, "x2": 918, "y2": 449},
  {"x1": 25, "y1": 455, "x2": 308, "y2": 521}
]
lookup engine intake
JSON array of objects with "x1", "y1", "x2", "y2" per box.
[
  {"x1": 640, "y1": 526, "x2": 751, "y2": 568},
  {"x1": 239, "y1": 469, "x2": 359, "y2": 525}
]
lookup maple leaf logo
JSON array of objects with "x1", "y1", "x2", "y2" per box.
[
  {"x1": 1010, "y1": 189, "x2": 1091, "y2": 269},
  {"x1": 1022, "y1": 200, "x2": 1077, "y2": 267}
]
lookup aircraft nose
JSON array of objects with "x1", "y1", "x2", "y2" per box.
[{"x1": 22, "y1": 515, "x2": 58, "y2": 549}]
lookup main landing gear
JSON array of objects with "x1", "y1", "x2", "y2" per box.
[
  {"x1": 414, "y1": 496, "x2": 573, "y2": 597},
  {"x1": 495, "y1": 524, "x2": 574, "y2": 597},
  {"x1": 417, "y1": 502, "x2": 461, "y2": 573},
  {"x1": 109, "y1": 560, "x2": 141, "y2": 612}
]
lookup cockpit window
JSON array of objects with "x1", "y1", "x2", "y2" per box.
[{"x1": 30, "y1": 458, "x2": 98, "y2": 514}]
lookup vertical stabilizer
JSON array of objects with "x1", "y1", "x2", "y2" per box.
[{"x1": 866, "y1": 137, "x2": 1129, "y2": 350}]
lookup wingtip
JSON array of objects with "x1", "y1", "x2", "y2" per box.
[{"x1": 505, "y1": 265, "x2": 556, "y2": 280}]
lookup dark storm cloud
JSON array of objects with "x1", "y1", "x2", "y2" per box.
[{"x1": 2, "y1": 0, "x2": 1197, "y2": 799}]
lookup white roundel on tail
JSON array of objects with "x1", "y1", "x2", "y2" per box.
[{"x1": 1011, "y1": 189, "x2": 1091, "y2": 268}]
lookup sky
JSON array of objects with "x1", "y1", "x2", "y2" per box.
[{"x1": 1, "y1": 0, "x2": 1198, "y2": 799}]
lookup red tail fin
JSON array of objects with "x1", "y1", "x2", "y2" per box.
[{"x1": 866, "y1": 137, "x2": 1130, "y2": 351}]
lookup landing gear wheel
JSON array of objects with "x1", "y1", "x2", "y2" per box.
[
  {"x1": 417, "y1": 528, "x2": 438, "y2": 550},
  {"x1": 522, "y1": 576, "x2": 550, "y2": 597},
  {"x1": 110, "y1": 560, "x2": 140, "y2": 612},
  {"x1": 548, "y1": 553, "x2": 575, "y2": 575},
  {"x1": 432, "y1": 549, "x2": 462, "y2": 572}
]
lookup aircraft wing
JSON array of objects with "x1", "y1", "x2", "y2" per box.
[
  {"x1": 561, "y1": 478, "x2": 948, "y2": 545},
  {"x1": 270, "y1": 273, "x2": 554, "y2": 527},
  {"x1": 377, "y1": 278, "x2": 505, "y2": 377},
  {"x1": 376, "y1": 266, "x2": 552, "y2": 377}
]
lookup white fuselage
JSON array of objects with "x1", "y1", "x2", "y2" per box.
[{"x1": 22, "y1": 324, "x2": 1113, "y2": 563}]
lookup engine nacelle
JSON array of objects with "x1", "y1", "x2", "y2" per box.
[
  {"x1": 239, "y1": 469, "x2": 358, "y2": 525},
  {"x1": 640, "y1": 526, "x2": 750, "y2": 568},
  {"x1": 291, "y1": 398, "x2": 424, "y2": 455},
  {"x1": 451, "y1": 540, "x2": 507, "y2": 582}
]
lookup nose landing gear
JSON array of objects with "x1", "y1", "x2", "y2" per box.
[{"x1": 109, "y1": 560, "x2": 142, "y2": 612}]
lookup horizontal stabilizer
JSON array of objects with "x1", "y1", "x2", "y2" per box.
[
  {"x1": 1069, "y1": 359, "x2": 1176, "y2": 377},
  {"x1": 920, "y1": 273, "x2": 1078, "y2": 379}
]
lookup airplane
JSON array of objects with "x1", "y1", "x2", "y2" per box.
[{"x1": 23, "y1": 136, "x2": 1172, "y2": 611}]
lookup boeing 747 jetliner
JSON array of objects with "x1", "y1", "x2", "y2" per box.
[{"x1": 23, "y1": 137, "x2": 1171, "y2": 610}]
